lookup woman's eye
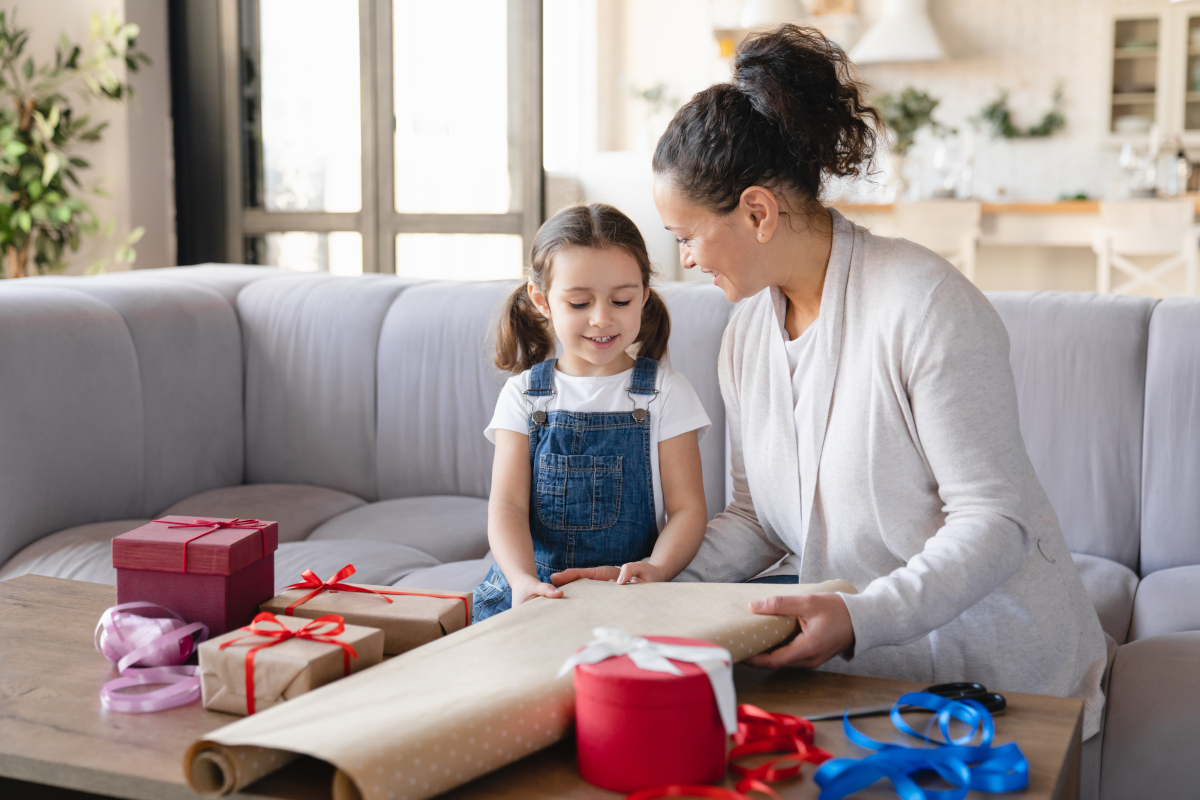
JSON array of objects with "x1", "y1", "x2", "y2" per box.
[
  {"x1": 569, "y1": 302, "x2": 589, "y2": 309},
  {"x1": 676, "y1": 237, "x2": 690, "y2": 245}
]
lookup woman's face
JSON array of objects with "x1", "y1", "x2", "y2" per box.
[{"x1": 653, "y1": 177, "x2": 765, "y2": 303}]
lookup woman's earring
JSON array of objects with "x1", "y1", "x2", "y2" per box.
[{"x1": 758, "y1": 232, "x2": 763, "y2": 239}]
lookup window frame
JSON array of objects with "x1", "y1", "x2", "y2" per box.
[{"x1": 216, "y1": 0, "x2": 544, "y2": 273}]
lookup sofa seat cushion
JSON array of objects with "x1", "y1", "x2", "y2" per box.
[
  {"x1": 1099, "y1": 632, "x2": 1200, "y2": 799},
  {"x1": 305, "y1": 496, "x2": 490, "y2": 563},
  {"x1": 160, "y1": 484, "x2": 366, "y2": 543},
  {"x1": 1072, "y1": 552, "x2": 1140, "y2": 644},
  {"x1": 1128, "y1": 565, "x2": 1200, "y2": 640},
  {"x1": 274, "y1": 540, "x2": 441, "y2": 589},
  {"x1": 394, "y1": 552, "x2": 495, "y2": 593},
  {"x1": 0, "y1": 519, "x2": 150, "y2": 584}
]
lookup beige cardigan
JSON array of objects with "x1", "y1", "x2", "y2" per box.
[{"x1": 680, "y1": 210, "x2": 1108, "y2": 737}]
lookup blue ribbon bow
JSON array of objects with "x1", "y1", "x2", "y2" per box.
[{"x1": 813, "y1": 691, "x2": 1029, "y2": 800}]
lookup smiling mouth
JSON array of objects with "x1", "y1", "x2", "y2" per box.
[{"x1": 586, "y1": 335, "x2": 617, "y2": 343}]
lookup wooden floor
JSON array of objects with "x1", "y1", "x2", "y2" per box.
[{"x1": 0, "y1": 575, "x2": 1083, "y2": 800}]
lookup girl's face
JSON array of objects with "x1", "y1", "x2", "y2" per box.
[
  {"x1": 653, "y1": 177, "x2": 765, "y2": 303},
  {"x1": 528, "y1": 245, "x2": 649, "y2": 377}
]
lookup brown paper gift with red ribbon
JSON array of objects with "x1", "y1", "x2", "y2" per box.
[
  {"x1": 184, "y1": 577, "x2": 855, "y2": 800},
  {"x1": 259, "y1": 564, "x2": 473, "y2": 656},
  {"x1": 198, "y1": 612, "x2": 384, "y2": 716},
  {"x1": 113, "y1": 516, "x2": 279, "y2": 636}
]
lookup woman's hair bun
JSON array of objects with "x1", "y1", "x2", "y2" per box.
[{"x1": 653, "y1": 23, "x2": 879, "y2": 214}]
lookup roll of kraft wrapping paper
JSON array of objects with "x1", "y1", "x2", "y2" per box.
[{"x1": 184, "y1": 578, "x2": 854, "y2": 800}]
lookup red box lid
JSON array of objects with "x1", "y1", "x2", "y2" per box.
[
  {"x1": 574, "y1": 636, "x2": 722, "y2": 708},
  {"x1": 112, "y1": 516, "x2": 279, "y2": 576}
]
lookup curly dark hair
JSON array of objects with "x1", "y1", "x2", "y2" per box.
[{"x1": 653, "y1": 24, "x2": 880, "y2": 214}]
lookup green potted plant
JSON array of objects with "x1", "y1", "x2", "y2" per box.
[
  {"x1": 876, "y1": 87, "x2": 952, "y2": 200},
  {"x1": 0, "y1": 9, "x2": 148, "y2": 279}
]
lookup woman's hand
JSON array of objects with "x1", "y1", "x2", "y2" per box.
[
  {"x1": 550, "y1": 566, "x2": 621, "y2": 585},
  {"x1": 509, "y1": 574, "x2": 564, "y2": 607},
  {"x1": 745, "y1": 592, "x2": 855, "y2": 669}
]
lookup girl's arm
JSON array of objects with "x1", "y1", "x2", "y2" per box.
[
  {"x1": 488, "y1": 429, "x2": 564, "y2": 605},
  {"x1": 618, "y1": 429, "x2": 707, "y2": 583}
]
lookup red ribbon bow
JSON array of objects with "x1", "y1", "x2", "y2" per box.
[
  {"x1": 154, "y1": 517, "x2": 269, "y2": 573},
  {"x1": 218, "y1": 612, "x2": 358, "y2": 714},
  {"x1": 624, "y1": 705, "x2": 832, "y2": 800},
  {"x1": 279, "y1": 564, "x2": 471, "y2": 628}
]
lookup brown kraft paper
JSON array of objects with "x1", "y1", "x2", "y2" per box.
[
  {"x1": 184, "y1": 577, "x2": 856, "y2": 800},
  {"x1": 198, "y1": 614, "x2": 385, "y2": 716},
  {"x1": 260, "y1": 583, "x2": 472, "y2": 655}
]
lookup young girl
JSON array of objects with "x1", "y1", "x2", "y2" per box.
[{"x1": 472, "y1": 203, "x2": 712, "y2": 621}]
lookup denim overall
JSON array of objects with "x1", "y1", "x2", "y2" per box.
[{"x1": 472, "y1": 358, "x2": 660, "y2": 621}]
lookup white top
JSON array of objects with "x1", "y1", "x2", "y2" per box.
[
  {"x1": 680, "y1": 210, "x2": 1107, "y2": 738},
  {"x1": 776, "y1": 294, "x2": 820, "y2": 577},
  {"x1": 486, "y1": 364, "x2": 712, "y2": 532}
]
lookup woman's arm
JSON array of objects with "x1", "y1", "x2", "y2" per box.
[
  {"x1": 488, "y1": 429, "x2": 563, "y2": 605},
  {"x1": 614, "y1": 430, "x2": 708, "y2": 583}
]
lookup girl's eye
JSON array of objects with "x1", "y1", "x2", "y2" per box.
[
  {"x1": 569, "y1": 302, "x2": 589, "y2": 309},
  {"x1": 612, "y1": 300, "x2": 631, "y2": 307}
]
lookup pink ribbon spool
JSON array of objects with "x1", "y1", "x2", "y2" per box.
[{"x1": 94, "y1": 601, "x2": 209, "y2": 713}]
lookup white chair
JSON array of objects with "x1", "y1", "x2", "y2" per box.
[
  {"x1": 1093, "y1": 200, "x2": 1200, "y2": 296},
  {"x1": 893, "y1": 200, "x2": 983, "y2": 282}
]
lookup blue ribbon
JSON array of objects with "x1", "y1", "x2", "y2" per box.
[{"x1": 812, "y1": 692, "x2": 1029, "y2": 800}]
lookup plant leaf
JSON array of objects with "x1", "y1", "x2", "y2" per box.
[
  {"x1": 15, "y1": 209, "x2": 31, "y2": 232},
  {"x1": 126, "y1": 225, "x2": 144, "y2": 244},
  {"x1": 41, "y1": 152, "x2": 59, "y2": 184},
  {"x1": 22, "y1": 56, "x2": 32, "y2": 80}
]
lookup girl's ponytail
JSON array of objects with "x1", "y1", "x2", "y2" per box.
[
  {"x1": 494, "y1": 283, "x2": 554, "y2": 373},
  {"x1": 633, "y1": 287, "x2": 671, "y2": 363}
]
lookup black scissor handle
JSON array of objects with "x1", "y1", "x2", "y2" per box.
[{"x1": 926, "y1": 682, "x2": 988, "y2": 700}]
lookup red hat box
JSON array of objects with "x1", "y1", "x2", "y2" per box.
[{"x1": 573, "y1": 635, "x2": 728, "y2": 792}]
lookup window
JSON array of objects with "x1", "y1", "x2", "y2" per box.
[{"x1": 222, "y1": 0, "x2": 542, "y2": 276}]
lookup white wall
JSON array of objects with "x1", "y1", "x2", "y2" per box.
[{"x1": 12, "y1": 0, "x2": 174, "y2": 274}]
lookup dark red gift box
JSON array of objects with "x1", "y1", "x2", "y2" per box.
[
  {"x1": 112, "y1": 516, "x2": 278, "y2": 636},
  {"x1": 573, "y1": 635, "x2": 728, "y2": 793}
]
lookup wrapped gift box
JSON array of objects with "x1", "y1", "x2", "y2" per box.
[
  {"x1": 112, "y1": 516, "x2": 278, "y2": 636},
  {"x1": 574, "y1": 635, "x2": 729, "y2": 792},
  {"x1": 261, "y1": 577, "x2": 472, "y2": 656},
  {"x1": 199, "y1": 613, "x2": 384, "y2": 715}
]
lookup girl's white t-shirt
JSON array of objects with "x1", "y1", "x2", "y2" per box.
[{"x1": 486, "y1": 364, "x2": 712, "y2": 532}]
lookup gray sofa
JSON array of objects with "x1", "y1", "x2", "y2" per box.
[{"x1": 0, "y1": 266, "x2": 1196, "y2": 799}]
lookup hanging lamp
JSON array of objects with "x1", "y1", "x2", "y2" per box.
[{"x1": 850, "y1": 0, "x2": 945, "y2": 64}]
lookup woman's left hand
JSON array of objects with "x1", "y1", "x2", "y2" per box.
[{"x1": 744, "y1": 592, "x2": 855, "y2": 669}]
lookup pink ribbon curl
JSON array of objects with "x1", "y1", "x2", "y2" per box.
[{"x1": 94, "y1": 601, "x2": 209, "y2": 713}]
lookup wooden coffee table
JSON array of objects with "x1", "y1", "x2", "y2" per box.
[{"x1": 0, "y1": 575, "x2": 1082, "y2": 800}]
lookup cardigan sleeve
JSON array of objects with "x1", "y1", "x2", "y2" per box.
[
  {"x1": 676, "y1": 323, "x2": 789, "y2": 583},
  {"x1": 838, "y1": 275, "x2": 1037, "y2": 653}
]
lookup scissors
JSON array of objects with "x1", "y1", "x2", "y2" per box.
[{"x1": 805, "y1": 682, "x2": 1007, "y2": 722}]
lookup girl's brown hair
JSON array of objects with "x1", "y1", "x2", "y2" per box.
[{"x1": 495, "y1": 203, "x2": 671, "y2": 374}]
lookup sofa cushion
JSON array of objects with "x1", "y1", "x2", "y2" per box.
[
  {"x1": 240, "y1": 274, "x2": 418, "y2": 500},
  {"x1": 986, "y1": 292, "x2": 1155, "y2": 571},
  {"x1": 1141, "y1": 297, "x2": 1200, "y2": 575},
  {"x1": 376, "y1": 281, "x2": 512, "y2": 501},
  {"x1": 160, "y1": 483, "x2": 366, "y2": 543},
  {"x1": 0, "y1": 286, "x2": 146, "y2": 566},
  {"x1": 274, "y1": 539, "x2": 441, "y2": 589},
  {"x1": 0, "y1": 519, "x2": 150, "y2": 585},
  {"x1": 1072, "y1": 552, "x2": 1139, "y2": 644},
  {"x1": 1128, "y1": 565, "x2": 1200, "y2": 640},
  {"x1": 1100, "y1": 632, "x2": 1200, "y2": 800},
  {"x1": 394, "y1": 552, "x2": 496, "y2": 593},
  {"x1": 305, "y1": 496, "x2": 490, "y2": 563},
  {"x1": 658, "y1": 283, "x2": 735, "y2": 520}
]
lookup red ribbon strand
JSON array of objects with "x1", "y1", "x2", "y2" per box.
[
  {"x1": 218, "y1": 612, "x2": 358, "y2": 714},
  {"x1": 279, "y1": 564, "x2": 471, "y2": 627},
  {"x1": 626, "y1": 705, "x2": 831, "y2": 800},
  {"x1": 154, "y1": 517, "x2": 269, "y2": 573}
]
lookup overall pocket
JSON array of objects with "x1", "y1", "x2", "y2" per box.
[{"x1": 536, "y1": 453, "x2": 623, "y2": 531}]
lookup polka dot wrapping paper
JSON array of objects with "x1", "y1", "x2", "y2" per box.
[{"x1": 184, "y1": 577, "x2": 855, "y2": 800}]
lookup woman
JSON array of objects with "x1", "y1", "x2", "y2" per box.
[{"x1": 653, "y1": 25, "x2": 1107, "y2": 737}]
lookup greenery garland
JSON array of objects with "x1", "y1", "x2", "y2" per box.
[{"x1": 979, "y1": 88, "x2": 1065, "y2": 139}]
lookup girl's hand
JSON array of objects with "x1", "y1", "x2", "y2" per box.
[
  {"x1": 616, "y1": 561, "x2": 667, "y2": 584},
  {"x1": 510, "y1": 574, "x2": 564, "y2": 607},
  {"x1": 744, "y1": 593, "x2": 855, "y2": 669},
  {"x1": 550, "y1": 566, "x2": 621, "y2": 585}
]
